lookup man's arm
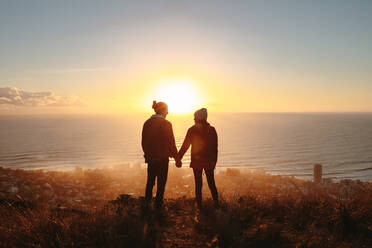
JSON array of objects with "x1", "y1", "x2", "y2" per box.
[
  {"x1": 141, "y1": 122, "x2": 147, "y2": 153},
  {"x1": 165, "y1": 121, "x2": 180, "y2": 161}
]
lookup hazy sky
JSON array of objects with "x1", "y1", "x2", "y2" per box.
[{"x1": 0, "y1": 0, "x2": 371, "y2": 114}]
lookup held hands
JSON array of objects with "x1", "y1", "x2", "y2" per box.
[
  {"x1": 176, "y1": 159, "x2": 182, "y2": 168},
  {"x1": 175, "y1": 152, "x2": 183, "y2": 168}
]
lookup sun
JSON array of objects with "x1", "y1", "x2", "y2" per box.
[{"x1": 154, "y1": 80, "x2": 201, "y2": 114}]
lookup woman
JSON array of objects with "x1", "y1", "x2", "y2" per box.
[
  {"x1": 178, "y1": 108, "x2": 219, "y2": 208},
  {"x1": 141, "y1": 101, "x2": 182, "y2": 208}
]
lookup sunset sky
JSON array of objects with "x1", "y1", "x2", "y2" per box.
[{"x1": 0, "y1": 0, "x2": 371, "y2": 114}]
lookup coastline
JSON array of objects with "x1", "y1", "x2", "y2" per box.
[{"x1": 1, "y1": 165, "x2": 371, "y2": 208}]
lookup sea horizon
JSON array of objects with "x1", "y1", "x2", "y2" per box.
[{"x1": 1, "y1": 112, "x2": 371, "y2": 181}]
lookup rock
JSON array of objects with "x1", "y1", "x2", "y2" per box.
[
  {"x1": 8, "y1": 186, "x2": 19, "y2": 194},
  {"x1": 44, "y1": 183, "x2": 53, "y2": 190}
]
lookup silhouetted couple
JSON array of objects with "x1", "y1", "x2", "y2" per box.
[{"x1": 141, "y1": 101, "x2": 219, "y2": 209}]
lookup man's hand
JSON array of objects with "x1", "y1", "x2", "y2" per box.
[{"x1": 175, "y1": 159, "x2": 182, "y2": 168}]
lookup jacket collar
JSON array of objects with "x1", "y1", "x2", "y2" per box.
[{"x1": 151, "y1": 114, "x2": 165, "y2": 119}]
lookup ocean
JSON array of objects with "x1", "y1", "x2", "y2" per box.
[{"x1": 0, "y1": 113, "x2": 371, "y2": 180}]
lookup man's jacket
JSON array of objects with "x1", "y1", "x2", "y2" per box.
[{"x1": 141, "y1": 115, "x2": 178, "y2": 163}]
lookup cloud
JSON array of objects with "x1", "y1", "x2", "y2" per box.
[
  {"x1": 0, "y1": 87, "x2": 84, "y2": 107},
  {"x1": 35, "y1": 67, "x2": 112, "y2": 74}
]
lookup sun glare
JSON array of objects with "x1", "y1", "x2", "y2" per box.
[{"x1": 154, "y1": 80, "x2": 201, "y2": 114}]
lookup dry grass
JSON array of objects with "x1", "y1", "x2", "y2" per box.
[{"x1": 0, "y1": 166, "x2": 371, "y2": 247}]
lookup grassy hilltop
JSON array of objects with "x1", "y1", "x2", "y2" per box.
[{"x1": 0, "y1": 166, "x2": 371, "y2": 248}]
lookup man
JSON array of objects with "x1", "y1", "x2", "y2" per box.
[{"x1": 141, "y1": 101, "x2": 182, "y2": 208}]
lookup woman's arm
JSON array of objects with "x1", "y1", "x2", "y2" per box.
[{"x1": 178, "y1": 129, "x2": 192, "y2": 160}]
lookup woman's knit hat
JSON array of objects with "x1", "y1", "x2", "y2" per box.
[{"x1": 194, "y1": 108, "x2": 208, "y2": 120}]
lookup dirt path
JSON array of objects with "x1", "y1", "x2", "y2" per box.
[
  {"x1": 161, "y1": 209, "x2": 200, "y2": 247},
  {"x1": 157, "y1": 200, "x2": 211, "y2": 248}
]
